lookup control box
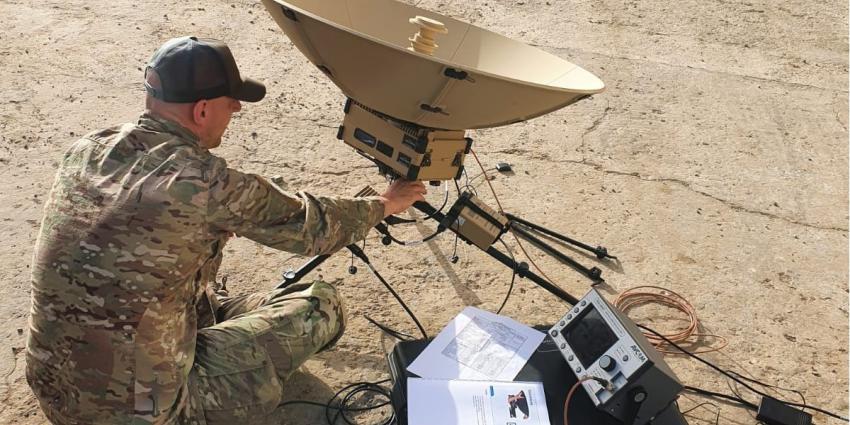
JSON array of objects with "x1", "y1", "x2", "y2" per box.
[
  {"x1": 338, "y1": 99, "x2": 471, "y2": 181},
  {"x1": 441, "y1": 192, "x2": 509, "y2": 250},
  {"x1": 549, "y1": 288, "x2": 683, "y2": 425}
]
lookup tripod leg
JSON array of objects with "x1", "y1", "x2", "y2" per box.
[
  {"x1": 411, "y1": 201, "x2": 581, "y2": 305},
  {"x1": 511, "y1": 225, "x2": 603, "y2": 282},
  {"x1": 505, "y1": 213, "x2": 617, "y2": 260},
  {"x1": 275, "y1": 254, "x2": 330, "y2": 290}
]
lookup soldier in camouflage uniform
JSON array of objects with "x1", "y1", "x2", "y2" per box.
[{"x1": 26, "y1": 36, "x2": 427, "y2": 424}]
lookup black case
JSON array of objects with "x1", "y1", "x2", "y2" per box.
[{"x1": 387, "y1": 335, "x2": 626, "y2": 425}]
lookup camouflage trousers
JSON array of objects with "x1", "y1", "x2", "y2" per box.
[{"x1": 182, "y1": 280, "x2": 345, "y2": 425}]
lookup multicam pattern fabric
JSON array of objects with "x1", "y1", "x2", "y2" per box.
[
  {"x1": 186, "y1": 281, "x2": 345, "y2": 425},
  {"x1": 26, "y1": 113, "x2": 384, "y2": 424}
]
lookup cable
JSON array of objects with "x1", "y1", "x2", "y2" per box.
[
  {"x1": 563, "y1": 377, "x2": 610, "y2": 425},
  {"x1": 727, "y1": 370, "x2": 807, "y2": 408},
  {"x1": 364, "y1": 314, "x2": 415, "y2": 342},
  {"x1": 347, "y1": 245, "x2": 429, "y2": 339},
  {"x1": 328, "y1": 380, "x2": 395, "y2": 425},
  {"x1": 563, "y1": 378, "x2": 589, "y2": 425},
  {"x1": 373, "y1": 180, "x2": 448, "y2": 246},
  {"x1": 726, "y1": 376, "x2": 760, "y2": 420},
  {"x1": 612, "y1": 286, "x2": 727, "y2": 354},
  {"x1": 468, "y1": 148, "x2": 567, "y2": 292},
  {"x1": 680, "y1": 394, "x2": 726, "y2": 425},
  {"x1": 678, "y1": 399, "x2": 720, "y2": 425},
  {"x1": 416, "y1": 180, "x2": 450, "y2": 222},
  {"x1": 642, "y1": 325, "x2": 849, "y2": 422},
  {"x1": 375, "y1": 222, "x2": 446, "y2": 246},
  {"x1": 495, "y1": 238, "x2": 518, "y2": 315},
  {"x1": 459, "y1": 167, "x2": 478, "y2": 196},
  {"x1": 683, "y1": 385, "x2": 758, "y2": 411},
  {"x1": 277, "y1": 379, "x2": 394, "y2": 425},
  {"x1": 469, "y1": 150, "x2": 504, "y2": 211},
  {"x1": 466, "y1": 166, "x2": 498, "y2": 184}
]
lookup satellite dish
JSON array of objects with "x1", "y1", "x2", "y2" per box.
[{"x1": 261, "y1": 0, "x2": 604, "y2": 130}]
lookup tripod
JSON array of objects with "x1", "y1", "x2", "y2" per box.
[{"x1": 276, "y1": 200, "x2": 617, "y2": 307}]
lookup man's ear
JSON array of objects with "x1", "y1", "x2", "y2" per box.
[{"x1": 192, "y1": 100, "x2": 207, "y2": 125}]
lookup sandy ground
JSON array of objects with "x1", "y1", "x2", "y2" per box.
[{"x1": 0, "y1": 0, "x2": 847, "y2": 424}]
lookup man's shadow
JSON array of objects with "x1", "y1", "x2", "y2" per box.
[{"x1": 274, "y1": 370, "x2": 336, "y2": 425}]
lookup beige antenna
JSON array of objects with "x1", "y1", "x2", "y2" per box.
[
  {"x1": 261, "y1": 0, "x2": 605, "y2": 180},
  {"x1": 408, "y1": 16, "x2": 448, "y2": 56},
  {"x1": 261, "y1": 0, "x2": 604, "y2": 130}
]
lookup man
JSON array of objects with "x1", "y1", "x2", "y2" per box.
[{"x1": 26, "y1": 36, "x2": 426, "y2": 424}]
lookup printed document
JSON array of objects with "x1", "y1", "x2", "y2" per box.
[
  {"x1": 407, "y1": 307, "x2": 545, "y2": 381},
  {"x1": 408, "y1": 378, "x2": 551, "y2": 425}
]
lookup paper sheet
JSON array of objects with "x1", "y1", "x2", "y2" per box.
[
  {"x1": 407, "y1": 307, "x2": 545, "y2": 381},
  {"x1": 407, "y1": 378, "x2": 551, "y2": 425}
]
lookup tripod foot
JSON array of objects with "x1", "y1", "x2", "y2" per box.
[
  {"x1": 594, "y1": 246, "x2": 618, "y2": 260},
  {"x1": 588, "y1": 267, "x2": 603, "y2": 281}
]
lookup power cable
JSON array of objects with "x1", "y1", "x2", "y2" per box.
[
  {"x1": 277, "y1": 379, "x2": 394, "y2": 425},
  {"x1": 347, "y1": 245, "x2": 428, "y2": 339},
  {"x1": 364, "y1": 314, "x2": 415, "y2": 342},
  {"x1": 678, "y1": 398, "x2": 720, "y2": 425},
  {"x1": 683, "y1": 385, "x2": 758, "y2": 411},
  {"x1": 563, "y1": 377, "x2": 610, "y2": 425},
  {"x1": 495, "y1": 238, "x2": 518, "y2": 315},
  {"x1": 375, "y1": 222, "x2": 445, "y2": 247},
  {"x1": 641, "y1": 325, "x2": 848, "y2": 422},
  {"x1": 408, "y1": 180, "x2": 450, "y2": 223}
]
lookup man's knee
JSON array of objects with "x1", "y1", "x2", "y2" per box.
[
  {"x1": 271, "y1": 280, "x2": 344, "y2": 321},
  {"x1": 309, "y1": 281, "x2": 346, "y2": 350},
  {"x1": 259, "y1": 280, "x2": 347, "y2": 370},
  {"x1": 276, "y1": 280, "x2": 346, "y2": 350}
]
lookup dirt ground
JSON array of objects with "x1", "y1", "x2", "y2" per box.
[{"x1": 1, "y1": 0, "x2": 847, "y2": 424}]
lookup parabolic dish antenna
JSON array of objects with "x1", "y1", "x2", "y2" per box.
[{"x1": 261, "y1": 0, "x2": 604, "y2": 130}]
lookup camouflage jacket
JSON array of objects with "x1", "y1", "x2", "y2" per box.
[{"x1": 26, "y1": 113, "x2": 385, "y2": 424}]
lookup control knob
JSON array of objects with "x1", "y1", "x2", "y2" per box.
[{"x1": 599, "y1": 355, "x2": 616, "y2": 372}]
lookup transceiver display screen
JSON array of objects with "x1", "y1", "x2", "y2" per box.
[{"x1": 564, "y1": 305, "x2": 618, "y2": 368}]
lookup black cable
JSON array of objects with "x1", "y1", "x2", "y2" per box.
[
  {"x1": 684, "y1": 385, "x2": 758, "y2": 411},
  {"x1": 364, "y1": 314, "x2": 415, "y2": 341},
  {"x1": 459, "y1": 168, "x2": 478, "y2": 196},
  {"x1": 727, "y1": 370, "x2": 807, "y2": 408},
  {"x1": 416, "y1": 181, "x2": 450, "y2": 222},
  {"x1": 375, "y1": 223, "x2": 445, "y2": 246},
  {"x1": 278, "y1": 379, "x2": 394, "y2": 425},
  {"x1": 384, "y1": 181, "x2": 451, "y2": 226},
  {"x1": 641, "y1": 325, "x2": 849, "y2": 422},
  {"x1": 450, "y1": 232, "x2": 459, "y2": 258},
  {"x1": 347, "y1": 245, "x2": 429, "y2": 339},
  {"x1": 374, "y1": 181, "x2": 448, "y2": 246},
  {"x1": 495, "y1": 238, "x2": 517, "y2": 315},
  {"x1": 328, "y1": 380, "x2": 394, "y2": 425},
  {"x1": 726, "y1": 376, "x2": 759, "y2": 420},
  {"x1": 679, "y1": 400, "x2": 719, "y2": 417}
]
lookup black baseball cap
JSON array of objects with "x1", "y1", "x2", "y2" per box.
[{"x1": 145, "y1": 36, "x2": 266, "y2": 103}]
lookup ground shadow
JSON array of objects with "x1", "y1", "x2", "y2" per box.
[{"x1": 275, "y1": 370, "x2": 337, "y2": 425}]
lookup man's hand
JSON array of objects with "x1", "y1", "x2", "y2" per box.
[{"x1": 379, "y1": 179, "x2": 427, "y2": 217}]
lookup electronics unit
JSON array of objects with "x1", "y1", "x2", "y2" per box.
[
  {"x1": 337, "y1": 99, "x2": 471, "y2": 181},
  {"x1": 440, "y1": 192, "x2": 509, "y2": 250},
  {"x1": 549, "y1": 288, "x2": 683, "y2": 425}
]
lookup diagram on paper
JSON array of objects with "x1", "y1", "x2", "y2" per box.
[{"x1": 441, "y1": 315, "x2": 528, "y2": 378}]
